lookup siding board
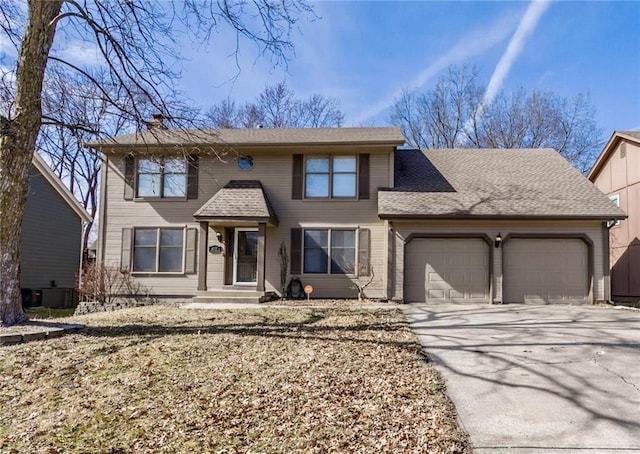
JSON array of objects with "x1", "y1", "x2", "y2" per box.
[
  {"x1": 102, "y1": 148, "x2": 392, "y2": 298},
  {"x1": 20, "y1": 166, "x2": 83, "y2": 290}
]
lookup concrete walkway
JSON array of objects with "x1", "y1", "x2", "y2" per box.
[{"x1": 402, "y1": 303, "x2": 640, "y2": 453}]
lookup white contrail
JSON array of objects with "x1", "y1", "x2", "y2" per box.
[
  {"x1": 351, "y1": 12, "x2": 519, "y2": 125},
  {"x1": 483, "y1": 0, "x2": 551, "y2": 105}
]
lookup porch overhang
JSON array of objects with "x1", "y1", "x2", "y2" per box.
[{"x1": 193, "y1": 180, "x2": 279, "y2": 227}]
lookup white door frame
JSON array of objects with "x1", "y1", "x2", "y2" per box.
[{"x1": 233, "y1": 227, "x2": 258, "y2": 286}]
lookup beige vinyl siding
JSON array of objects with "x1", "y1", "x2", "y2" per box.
[
  {"x1": 390, "y1": 220, "x2": 607, "y2": 303},
  {"x1": 101, "y1": 146, "x2": 392, "y2": 298},
  {"x1": 20, "y1": 165, "x2": 83, "y2": 291}
]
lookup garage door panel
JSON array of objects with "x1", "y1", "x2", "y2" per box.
[
  {"x1": 504, "y1": 239, "x2": 587, "y2": 305},
  {"x1": 405, "y1": 238, "x2": 490, "y2": 303}
]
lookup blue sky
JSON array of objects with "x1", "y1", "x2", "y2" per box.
[{"x1": 178, "y1": 0, "x2": 640, "y2": 136}]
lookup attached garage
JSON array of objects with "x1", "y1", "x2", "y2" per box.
[
  {"x1": 503, "y1": 238, "x2": 589, "y2": 304},
  {"x1": 405, "y1": 237, "x2": 490, "y2": 303}
]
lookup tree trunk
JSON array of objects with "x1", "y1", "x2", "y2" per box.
[{"x1": 0, "y1": 1, "x2": 62, "y2": 326}]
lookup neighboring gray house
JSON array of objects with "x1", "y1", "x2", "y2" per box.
[
  {"x1": 21, "y1": 154, "x2": 92, "y2": 307},
  {"x1": 87, "y1": 126, "x2": 624, "y2": 305}
]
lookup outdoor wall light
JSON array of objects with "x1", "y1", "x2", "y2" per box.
[
  {"x1": 215, "y1": 231, "x2": 223, "y2": 242},
  {"x1": 494, "y1": 233, "x2": 502, "y2": 248}
]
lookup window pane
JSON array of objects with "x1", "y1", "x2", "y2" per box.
[
  {"x1": 163, "y1": 174, "x2": 186, "y2": 197},
  {"x1": 133, "y1": 247, "x2": 156, "y2": 272},
  {"x1": 331, "y1": 230, "x2": 355, "y2": 248},
  {"x1": 305, "y1": 174, "x2": 329, "y2": 198},
  {"x1": 159, "y1": 247, "x2": 182, "y2": 272},
  {"x1": 164, "y1": 158, "x2": 186, "y2": 173},
  {"x1": 333, "y1": 174, "x2": 356, "y2": 197},
  {"x1": 333, "y1": 156, "x2": 356, "y2": 172},
  {"x1": 305, "y1": 157, "x2": 329, "y2": 172},
  {"x1": 331, "y1": 248, "x2": 355, "y2": 274},
  {"x1": 134, "y1": 229, "x2": 157, "y2": 246},
  {"x1": 304, "y1": 230, "x2": 328, "y2": 274},
  {"x1": 137, "y1": 174, "x2": 161, "y2": 197},
  {"x1": 160, "y1": 229, "x2": 183, "y2": 247},
  {"x1": 331, "y1": 230, "x2": 356, "y2": 274},
  {"x1": 304, "y1": 248, "x2": 328, "y2": 273},
  {"x1": 304, "y1": 230, "x2": 328, "y2": 248},
  {"x1": 138, "y1": 159, "x2": 161, "y2": 173}
]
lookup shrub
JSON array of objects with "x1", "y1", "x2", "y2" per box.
[{"x1": 78, "y1": 262, "x2": 154, "y2": 304}]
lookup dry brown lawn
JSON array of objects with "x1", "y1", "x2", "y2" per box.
[{"x1": 0, "y1": 305, "x2": 469, "y2": 453}]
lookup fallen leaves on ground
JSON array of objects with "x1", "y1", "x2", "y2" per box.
[{"x1": 0, "y1": 306, "x2": 469, "y2": 453}]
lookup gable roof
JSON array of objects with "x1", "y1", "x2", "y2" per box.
[
  {"x1": 194, "y1": 180, "x2": 279, "y2": 226},
  {"x1": 32, "y1": 153, "x2": 92, "y2": 223},
  {"x1": 588, "y1": 130, "x2": 640, "y2": 181},
  {"x1": 379, "y1": 148, "x2": 626, "y2": 220},
  {"x1": 86, "y1": 127, "x2": 406, "y2": 149}
]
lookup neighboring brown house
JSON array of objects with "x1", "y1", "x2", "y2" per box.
[
  {"x1": 87, "y1": 127, "x2": 623, "y2": 305},
  {"x1": 21, "y1": 154, "x2": 92, "y2": 307},
  {"x1": 588, "y1": 131, "x2": 639, "y2": 301}
]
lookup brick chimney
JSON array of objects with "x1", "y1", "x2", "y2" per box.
[{"x1": 146, "y1": 114, "x2": 167, "y2": 130}]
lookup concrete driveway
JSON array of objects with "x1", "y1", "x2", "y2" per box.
[{"x1": 401, "y1": 304, "x2": 640, "y2": 453}]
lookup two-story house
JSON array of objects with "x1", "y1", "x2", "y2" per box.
[
  {"x1": 89, "y1": 125, "x2": 623, "y2": 305},
  {"x1": 589, "y1": 131, "x2": 640, "y2": 302}
]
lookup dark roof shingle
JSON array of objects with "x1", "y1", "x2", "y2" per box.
[
  {"x1": 194, "y1": 180, "x2": 278, "y2": 225},
  {"x1": 379, "y1": 148, "x2": 626, "y2": 219},
  {"x1": 88, "y1": 127, "x2": 405, "y2": 148}
]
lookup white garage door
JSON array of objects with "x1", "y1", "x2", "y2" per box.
[
  {"x1": 405, "y1": 238, "x2": 490, "y2": 303},
  {"x1": 503, "y1": 239, "x2": 588, "y2": 304}
]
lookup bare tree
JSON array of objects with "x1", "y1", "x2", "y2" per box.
[
  {"x1": 205, "y1": 81, "x2": 344, "y2": 128},
  {"x1": 391, "y1": 65, "x2": 603, "y2": 171},
  {"x1": 38, "y1": 66, "x2": 156, "y2": 256},
  {"x1": 0, "y1": 0, "x2": 312, "y2": 326}
]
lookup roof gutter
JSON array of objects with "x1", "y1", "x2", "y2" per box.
[{"x1": 378, "y1": 213, "x2": 628, "y2": 221}]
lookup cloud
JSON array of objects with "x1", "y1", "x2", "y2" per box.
[
  {"x1": 351, "y1": 12, "x2": 520, "y2": 125},
  {"x1": 483, "y1": 0, "x2": 551, "y2": 105},
  {"x1": 56, "y1": 41, "x2": 101, "y2": 67}
]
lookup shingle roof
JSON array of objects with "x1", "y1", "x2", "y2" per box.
[
  {"x1": 194, "y1": 180, "x2": 278, "y2": 225},
  {"x1": 379, "y1": 148, "x2": 626, "y2": 219},
  {"x1": 87, "y1": 127, "x2": 406, "y2": 148}
]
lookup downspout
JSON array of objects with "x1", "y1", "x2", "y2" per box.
[
  {"x1": 603, "y1": 220, "x2": 615, "y2": 303},
  {"x1": 97, "y1": 153, "x2": 107, "y2": 263},
  {"x1": 77, "y1": 220, "x2": 89, "y2": 290}
]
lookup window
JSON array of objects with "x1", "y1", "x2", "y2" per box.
[
  {"x1": 137, "y1": 157, "x2": 186, "y2": 198},
  {"x1": 133, "y1": 228, "x2": 184, "y2": 272},
  {"x1": 305, "y1": 156, "x2": 357, "y2": 198},
  {"x1": 303, "y1": 229, "x2": 356, "y2": 274},
  {"x1": 608, "y1": 194, "x2": 620, "y2": 228},
  {"x1": 237, "y1": 155, "x2": 255, "y2": 170}
]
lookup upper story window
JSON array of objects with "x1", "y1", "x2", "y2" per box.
[
  {"x1": 137, "y1": 158, "x2": 186, "y2": 198},
  {"x1": 305, "y1": 156, "x2": 357, "y2": 198},
  {"x1": 237, "y1": 155, "x2": 255, "y2": 170}
]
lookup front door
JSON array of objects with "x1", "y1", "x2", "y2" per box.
[{"x1": 233, "y1": 228, "x2": 258, "y2": 285}]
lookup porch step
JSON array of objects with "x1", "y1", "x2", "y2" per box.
[{"x1": 193, "y1": 290, "x2": 275, "y2": 304}]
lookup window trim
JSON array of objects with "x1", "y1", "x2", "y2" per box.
[
  {"x1": 135, "y1": 157, "x2": 188, "y2": 200},
  {"x1": 608, "y1": 194, "x2": 621, "y2": 228},
  {"x1": 303, "y1": 155, "x2": 358, "y2": 199},
  {"x1": 131, "y1": 227, "x2": 186, "y2": 274},
  {"x1": 302, "y1": 228, "x2": 357, "y2": 275}
]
